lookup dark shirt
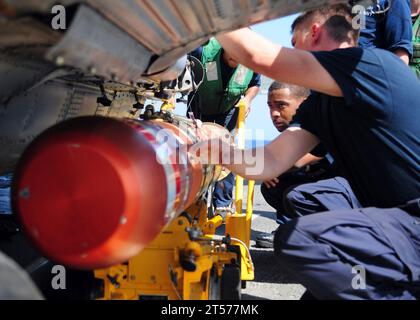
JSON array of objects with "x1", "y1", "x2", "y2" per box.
[
  {"x1": 291, "y1": 47, "x2": 420, "y2": 208},
  {"x1": 310, "y1": 144, "x2": 328, "y2": 158},
  {"x1": 189, "y1": 47, "x2": 261, "y2": 89},
  {"x1": 358, "y1": 0, "x2": 413, "y2": 57}
]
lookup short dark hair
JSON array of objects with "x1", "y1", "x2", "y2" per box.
[
  {"x1": 291, "y1": 4, "x2": 359, "y2": 45},
  {"x1": 268, "y1": 81, "x2": 310, "y2": 99}
]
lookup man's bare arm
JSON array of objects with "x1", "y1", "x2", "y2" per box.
[
  {"x1": 242, "y1": 85, "x2": 260, "y2": 116},
  {"x1": 294, "y1": 153, "x2": 324, "y2": 168},
  {"x1": 243, "y1": 85, "x2": 260, "y2": 104},
  {"x1": 393, "y1": 48, "x2": 410, "y2": 65},
  {"x1": 216, "y1": 28, "x2": 343, "y2": 97},
  {"x1": 263, "y1": 153, "x2": 324, "y2": 188},
  {"x1": 220, "y1": 127, "x2": 320, "y2": 181}
]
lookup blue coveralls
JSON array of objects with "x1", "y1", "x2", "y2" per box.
[
  {"x1": 277, "y1": 177, "x2": 419, "y2": 299},
  {"x1": 274, "y1": 198, "x2": 420, "y2": 299},
  {"x1": 284, "y1": 177, "x2": 361, "y2": 218},
  {"x1": 260, "y1": 158, "x2": 338, "y2": 224},
  {"x1": 358, "y1": 0, "x2": 413, "y2": 57}
]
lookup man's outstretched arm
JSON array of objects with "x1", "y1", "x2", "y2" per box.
[
  {"x1": 194, "y1": 127, "x2": 320, "y2": 182},
  {"x1": 393, "y1": 48, "x2": 410, "y2": 65},
  {"x1": 216, "y1": 28, "x2": 343, "y2": 97},
  {"x1": 242, "y1": 85, "x2": 260, "y2": 116}
]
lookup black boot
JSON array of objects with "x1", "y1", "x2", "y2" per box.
[{"x1": 255, "y1": 231, "x2": 275, "y2": 248}]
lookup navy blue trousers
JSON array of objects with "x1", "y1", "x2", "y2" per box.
[
  {"x1": 274, "y1": 204, "x2": 420, "y2": 299},
  {"x1": 260, "y1": 161, "x2": 337, "y2": 224},
  {"x1": 284, "y1": 177, "x2": 361, "y2": 217},
  {"x1": 273, "y1": 176, "x2": 420, "y2": 299}
]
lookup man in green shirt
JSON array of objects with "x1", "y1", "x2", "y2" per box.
[{"x1": 188, "y1": 38, "x2": 261, "y2": 214}]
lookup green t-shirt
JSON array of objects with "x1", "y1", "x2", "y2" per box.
[{"x1": 410, "y1": 14, "x2": 420, "y2": 78}]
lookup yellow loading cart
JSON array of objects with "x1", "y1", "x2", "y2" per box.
[{"x1": 94, "y1": 100, "x2": 255, "y2": 300}]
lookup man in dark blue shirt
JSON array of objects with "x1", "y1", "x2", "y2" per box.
[
  {"x1": 256, "y1": 81, "x2": 356, "y2": 249},
  {"x1": 357, "y1": 0, "x2": 413, "y2": 64},
  {"x1": 197, "y1": 4, "x2": 420, "y2": 299},
  {"x1": 292, "y1": 48, "x2": 419, "y2": 208}
]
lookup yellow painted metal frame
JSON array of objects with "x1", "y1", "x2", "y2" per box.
[
  {"x1": 94, "y1": 99, "x2": 256, "y2": 300},
  {"x1": 228, "y1": 100, "x2": 255, "y2": 281},
  {"x1": 95, "y1": 201, "x2": 237, "y2": 300}
]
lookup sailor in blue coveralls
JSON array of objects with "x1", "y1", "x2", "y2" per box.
[
  {"x1": 256, "y1": 81, "x2": 341, "y2": 248},
  {"x1": 202, "y1": 4, "x2": 420, "y2": 299},
  {"x1": 278, "y1": 0, "x2": 414, "y2": 225},
  {"x1": 356, "y1": 0, "x2": 413, "y2": 63}
]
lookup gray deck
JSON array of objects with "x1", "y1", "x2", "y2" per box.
[{"x1": 237, "y1": 184, "x2": 306, "y2": 300}]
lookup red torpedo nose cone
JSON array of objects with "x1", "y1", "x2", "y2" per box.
[{"x1": 13, "y1": 117, "x2": 169, "y2": 269}]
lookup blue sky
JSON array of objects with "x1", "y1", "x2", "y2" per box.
[
  {"x1": 248, "y1": 14, "x2": 299, "y2": 141},
  {"x1": 172, "y1": 14, "x2": 299, "y2": 142}
]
